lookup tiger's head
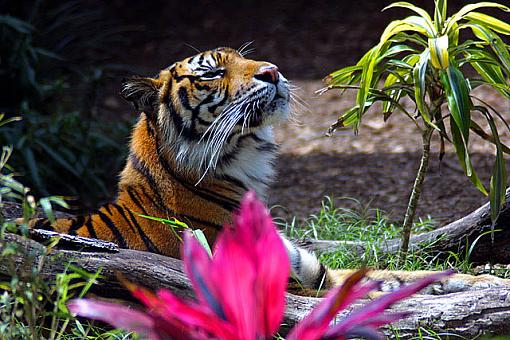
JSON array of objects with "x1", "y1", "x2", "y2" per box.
[{"x1": 121, "y1": 47, "x2": 291, "y2": 182}]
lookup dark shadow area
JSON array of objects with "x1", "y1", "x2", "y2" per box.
[{"x1": 270, "y1": 152, "x2": 501, "y2": 225}]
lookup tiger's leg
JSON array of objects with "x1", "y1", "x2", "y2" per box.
[
  {"x1": 279, "y1": 235, "x2": 510, "y2": 293},
  {"x1": 27, "y1": 201, "x2": 184, "y2": 258},
  {"x1": 329, "y1": 269, "x2": 510, "y2": 294}
]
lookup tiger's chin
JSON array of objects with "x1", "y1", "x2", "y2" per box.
[{"x1": 246, "y1": 85, "x2": 291, "y2": 130}]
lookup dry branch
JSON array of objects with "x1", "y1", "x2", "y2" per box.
[
  {"x1": 298, "y1": 189, "x2": 510, "y2": 263},
  {"x1": 2, "y1": 233, "x2": 510, "y2": 337}
]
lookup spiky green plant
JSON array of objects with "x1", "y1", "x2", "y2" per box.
[{"x1": 322, "y1": 0, "x2": 510, "y2": 262}]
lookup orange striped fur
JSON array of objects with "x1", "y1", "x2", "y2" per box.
[{"x1": 29, "y1": 47, "x2": 286, "y2": 259}]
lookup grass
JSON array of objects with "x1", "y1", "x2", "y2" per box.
[
  {"x1": 280, "y1": 196, "x2": 478, "y2": 274},
  {"x1": 280, "y1": 196, "x2": 510, "y2": 339},
  {"x1": 0, "y1": 142, "x2": 132, "y2": 340}
]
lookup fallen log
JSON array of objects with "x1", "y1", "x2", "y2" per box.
[
  {"x1": 2, "y1": 233, "x2": 510, "y2": 337},
  {"x1": 298, "y1": 189, "x2": 510, "y2": 264}
]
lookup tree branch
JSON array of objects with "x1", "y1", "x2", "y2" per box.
[
  {"x1": 298, "y1": 189, "x2": 510, "y2": 264},
  {"x1": 2, "y1": 233, "x2": 510, "y2": 337}
]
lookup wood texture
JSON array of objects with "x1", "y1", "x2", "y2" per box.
[{"x1": 2, "y1": 233, "x2": 510, "y2": 337}]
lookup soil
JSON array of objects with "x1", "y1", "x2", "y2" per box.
[{"x1": 268, "y1": 82, "x2": 510, "y2": 225}]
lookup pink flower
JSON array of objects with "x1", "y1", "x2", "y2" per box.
[{"x1": 68, "y1": 191, "x2": 452, "y2": 339}]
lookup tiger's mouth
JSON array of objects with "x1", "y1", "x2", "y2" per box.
[{"x1": 241, "y1": 78, "x2": 291, "y2": 129}]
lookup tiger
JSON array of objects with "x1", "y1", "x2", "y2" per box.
[{"x1": 27, "y1": 47, "x2": 510, "y2": 293}]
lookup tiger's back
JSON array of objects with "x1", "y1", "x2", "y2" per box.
[{"x1": 31, "y1": 47, "x2": 284, "y2": 258}]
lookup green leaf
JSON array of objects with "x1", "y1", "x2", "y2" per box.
[
  {"x1": 446, "y1": 2, "x2": 510, "y2": 34},
  {"x1": 434, "y1": 0, "x2": 448, "y2": 30},
  {"x1": 0, "y1": 15, "x2": 33, "y2": 33},
  {"x1": 466, "y1": 23, "x2": 510, "y2": 75},
  {"x1": 191, "y1": 229, "x2": 212, "y2": 257},
  {"x1": 470, "y1": 58, "x2": 510, "y2": 100},
  {"x1": 440, "y1": 66, "x2": 472, "y2": 140},
  {"x1": 450, "y1": 118, "x2": 488, "y2": 195},
  {"x1": 325, "y1": 65, "x2": 363, "y2": 86},
  {"x1": 465, "y1": 12, "x2": 510, "y2": 35},
  {"x1": 413, "y1": 49, "x2": 434, "y2": 126},
  {"x1": 137, "y1": 214, "x2": 189, "y2": 229},
  {"x1": 429, "y1": 35, "x2": 450, "y2": 69},
  {"x1": 383, "y1": 2, "x2": 436, "y2": 36},
  {"x1": 478, "y1": 108, "x2": 507, "y2": 221},
  {"x1": 39, "y1": 197, "x2": 56, "y2": 224},
  {"x1": 356, "y1": 47, "x2": 379, "y2": 127}
]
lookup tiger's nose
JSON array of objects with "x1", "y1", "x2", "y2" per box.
[{"x1": 255, "y1": 65, "x2": 279, "y2": 84}]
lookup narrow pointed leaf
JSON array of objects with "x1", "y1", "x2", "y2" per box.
[
  {"x1": 383, "y1": 2, "x2": 436, "y2": 36},
  {"x1": 440, "y1": 66, "x2": 471, "y2": 139},
  {"x1": 446, "y1": 2, "x2": 510, "y2": 33},
  {"x1": 468, "y1": 24, "x2": 510, "y2": 75},
  {"x1": 450, "y1": 118, "x2": 488, "y2": 195},
  {"x1": 465, "y1": 12, "x2": 510, "y2": 35},
  {"x1": 434, "y1": 0, "x2": 447, "y2": 30},
  {"x1": 413, "y1": 49, "x2": 435, "y2": 127},
  {"x1": 429, "y1": 35, "x2": 450, "y2": 70},
  {"x1": 476, "y1": 107, "x2": 507, "y2": 221}
]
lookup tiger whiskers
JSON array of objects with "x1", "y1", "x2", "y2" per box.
[
  {"x1": 238, "y1": 41, "x2": 255, "y2": 57},
  {"x1": 196, "y1": 98, "x2": 249, "y2": 183}
]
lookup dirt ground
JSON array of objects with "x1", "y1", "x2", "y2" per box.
[{"x1": 268, "y1": 82, "x2": 510, "y2": 225}]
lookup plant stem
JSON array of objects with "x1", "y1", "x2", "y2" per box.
[{"x1": 398, "y1": 125, "x2": 434, "y2": 265}]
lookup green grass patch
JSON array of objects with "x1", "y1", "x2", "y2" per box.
[{"x1": 280, "y1": 197, "x2": 475, "y2": 274}]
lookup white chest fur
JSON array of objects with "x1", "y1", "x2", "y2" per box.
[{"x1": 216, "y1": 126, "x2": 277, "y2": 201}]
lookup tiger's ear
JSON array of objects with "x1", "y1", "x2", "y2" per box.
[{"x1": 120, "y1": 76, "x2": 161, "y2": 113}]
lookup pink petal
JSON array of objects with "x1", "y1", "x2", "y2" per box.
[
  {"x1": 180, "y1": 191, "x2": 291, "y2": 339},
  {"x1": 253, "y1": 227, "x2": 289, "y2": 335},
  {"x1": 68, "y1": 299, "x2": 161, "y2": 340},
  {"x1": 182, "y1": 231, "x2": 226, "y2": 318},
  {"x1": 328, "y1": 270, "x2": 454, "y2": 335},
  {"x1": 323, "y1": 312, "x2": 410, "y2": 339},
  {"x1": 127, "y1": 282, "x2": 237, "y2": 339},
  {"x1": 287, "y1": 269, "x2": 377, "y2": 340},
  {"x1": 232, "y1": 191, "x2": 290, "y2": 335},
  {"x1": 209, "y1": 230, "x2": 258, "y2": 339},
  {"x1": 154, "y1": 289, "x2": 238, "y2": 339}
]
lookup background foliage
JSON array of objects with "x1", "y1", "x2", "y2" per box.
[{"x1": 0, "y1": 1, "x2": 134, "y2": 210}]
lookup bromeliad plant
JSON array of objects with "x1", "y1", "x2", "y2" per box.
[
  {"x1": 321, "y1": 0, "x2": 510, "y2": 261},
  {"x1": 68, "y1": 191, "x2": 451, "y2": 339}
]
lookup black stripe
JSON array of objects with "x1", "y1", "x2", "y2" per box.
[
  {"x1": 85, "y1": 217, "x2": 97, "y2": 239},
  {"x1": 314, "y1": 264, "x2": 328, "y2": 290},
  {"x1": 125, "y1": 208, "x2": 162, "y2": 254},
  {"x1": 208, "y1": 87, "x2": 228, "y2": 114},
  {"x1": 157, "y1": 152, "x2": 239, "y2": 212},
  {"x1": 104, "y1": 204, "x2": 112, "y2": 215},
  {"x1": 221, "y1": 174, "x2": 248, "y2": 191},
  {"x1": 111, "y1": 203, "x2": 137, "y2": 234},
  {"x1": 68, "y1": 216, "x2": 86, "y2": 235},
  {"x1": 33, "y1": 218, "x2": 52, "y2": 230},
  {"x1": 256, "y1": 142, "x2": 278, "y2": 153},
  {"x1": 126, "y1": 187, "x2": 149, "y2": 215},
  {"x1": 96, "y1": 209, "x2": 128, "y2": 248},
  {"x1": 178, "y1": 87, "x2": 193, "y2": 110},
  {"x1": 129, "y1": 153, "x2": 168, "y2": 212}
]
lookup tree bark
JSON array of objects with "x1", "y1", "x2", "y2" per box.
[
  {"x1": 399, "y1": 126, "x2": 433, "y2": 264},
  {"x1": 2, "y1": 233, "x2": 510, "y2": 337},
  {"x1": 299, "y1": 189, "x2": 510, "y2": 264}
]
